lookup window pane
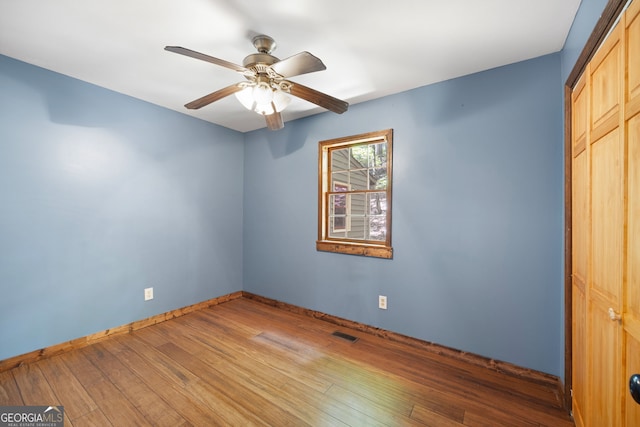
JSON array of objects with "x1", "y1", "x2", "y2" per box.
[
  {"x1": 331, "y1": 172, "x2": 349, "y2": 190},
  {"x1": 368, "y1": 192, "x2": 386, "y2": 241},
  {"x1": 331, "y1": 148, "x2": 349, "y2": 171},
  {"x1": 368, "y1": 192, "x2": 386, "y2": 215},
  {"x1": 329, "y1": 220, "x2": 346, "y2": 238},
  {"x1": 347, "y1": 216, "x2": 366, "y2": 239},
  {"x1": 368, "y1": 216, "x2": 386, "y2": 241},
  {"x1": 349, "y1": 193, "x2": 366, "y2": 217},
  {"x1": 330, "y1": 194, "x2": 346, "y2": 215},
  {"x1": 370, "y1": 142, "x2": 387, "y2": 167},
  {"x1": 371, "y1": 167, "x2": 387, "y2": 189},
  {"x1": 348, "y1": 169, "x2": 369, "y2": 191},
  {"x1": 350, "y1": 145, "x2": 369, "y2": 168},
  {"x1": 329, "y1": 193, "x2": 347, "y2": 237}
]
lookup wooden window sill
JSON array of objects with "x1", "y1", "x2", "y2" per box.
[{"x1": 316, "y1": 240, "x2": 393, "y2": 259}]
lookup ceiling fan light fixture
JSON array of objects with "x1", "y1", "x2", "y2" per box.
[
  {"x1": 272, "y1": 89, "x2": 291, "y2": 112},
  {"x1": 254, "y1": 102, "x2": 275, "y2": 116},
  {"x1": 234, "y1": 83, "x2": 291, "y2": 115},
  {"x1": 235, "y1": 86, "x2": 256, "y2": 111},
  {"x1": 252, "y1": 82, "x2": 274, "y2": 104}
]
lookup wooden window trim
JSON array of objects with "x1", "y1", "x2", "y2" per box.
[{"x1": 317, "y1": 129, "x2": 393, "y2": 259}]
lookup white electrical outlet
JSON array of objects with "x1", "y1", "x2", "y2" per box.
[
  {"x1": 144, "y1": 287, "x2": 154, "y2": 301},
  {"x1": 378, "y1": 295, "x2": 387, "y2": 310}
]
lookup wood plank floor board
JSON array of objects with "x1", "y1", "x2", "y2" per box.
[
  {"x1": 210, "y1": 301, "x2": 342, "y2": 350},
  {"x1": 10, "y1": 363, "x2": 75, "y2": 426},
  {"x1": 192, "y1": 305, "x2": 272, "y2": 338},
  {"x1": 105, "y1": 335, "x2": 230, "y2": 426},
  {"x1": 10, "y1": 363, "x2": 59, "y2": 404},
  {"x1": 193, "y1": 348, "x2": 349, "y2": 427},
  {"x1": 154, "y1": 340, "x2": 307, "y2": 426},
  {"x1": 152, "y1": 315, "x2": 267, "y2": 370},
  {"x1": 279, "y1": 380, "x2": 395, "y2": 427},
  {"x1": 61, "y1": 349, "x2": 153, "y2": 426},
  {"x1": 110, "y1": 333, "x2": 200, "y2": 390},
  {"x1": 313, "y1": 343, "x2": 469, "y2": 421},
  {"x1": 179, "y1": 310, "x2": 337, "y2": 381},
  {"x1": 181, "y1": 312, "x2": 337, "y2": 395},
  {"x1": 123, "y1": 333, "x2": 269, "y2": 426},
  {"x1": 320, "y1": 357, "x2": 417, "y2": 415},
  {"x1": 461, "y1": 407, "x2": 541, "y2": 427},
  {"x1": 410, "y1": 403, "x2": 467, "y2": 427},
  {"x1": 71, "y1": 408, "x2": 113, "y2": 427},
  {"x1": 37, "y1": 354, "x2": 98, "y2": 420},
  {"x1": 325, "y1": 383, "x2": 436, "y2": 426},
  {"x1": 0, "y1": 298, "x2": 574, "y2": 426},
  {"x1": 0, "y1": 369, "x2": 23, "y2": 406},
  {"x1": 220, "y1": 297, "x2": 335, "y2": 328},
  {"x1": 83, "y1": 342, "x2": 189, "y2": 427}
]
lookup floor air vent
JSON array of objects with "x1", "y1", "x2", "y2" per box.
[{"x1": 332, "y1": 331, "x2": 358, "y2": 343}]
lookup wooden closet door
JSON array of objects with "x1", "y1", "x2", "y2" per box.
[
  {"x1": 625, "y1": 1, "x2": 640, "y2": 425},
  {"x1": 572, "y1": 2, "x2": 640, "y2": 426},
  {"x1": 588, "y1": 20, "x2": 624, "y2": 427},
  {"x1": 571, "y1": 18, "x2": 625, "y2": 427}
]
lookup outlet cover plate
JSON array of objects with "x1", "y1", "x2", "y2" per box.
[{"x1": 378, "y1": 295, "x2": 387, "y2": 310}]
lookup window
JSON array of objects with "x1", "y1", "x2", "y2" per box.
[{"x1": 317, "y1": 129, "x2": 393, "y2": 259}]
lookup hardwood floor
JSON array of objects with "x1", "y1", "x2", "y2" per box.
[{"x1": 0, "y1": 298, "x2": 574, "y2": 426}]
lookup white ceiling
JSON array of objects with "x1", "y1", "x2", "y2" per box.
[{"x1": 0, "y1": 0, "x2": 582, "y2": 132}]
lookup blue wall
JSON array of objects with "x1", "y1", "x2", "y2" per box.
[
  {"x1": 0, "y1": 55, "x2": 244, "y2": 361},
  {"x1": 244, "y1": 53, "x2": 564, "y2": 376}
]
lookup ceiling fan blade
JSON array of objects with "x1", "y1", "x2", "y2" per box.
[
  {"x1": 270, "y1": 52, "x2": 326, "y2": 78},
  {"x1": 288, "y1": 82, "x2": 349, "y2": 114},
  {"x1": 165, "y1": 46, "x2": 248, "y2": 73},
  {"x1": 265, "y1": 112, "x2": 284, "y2": 130},
  {"x1": 185, "y1": 84, "x2": 243, "y2": 110}
]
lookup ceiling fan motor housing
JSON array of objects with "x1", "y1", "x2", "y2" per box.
[
  {"x1": 242, "y1": 53, "x2": 279, "y2": 70},
  {"x1": 243, "y1": 35, "x2": 280, "y2": 74}
]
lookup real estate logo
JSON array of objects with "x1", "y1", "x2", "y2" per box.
[{"x1": 0, "y1": 406, "x2": 64, "y2": 427}]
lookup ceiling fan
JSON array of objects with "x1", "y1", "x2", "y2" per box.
[{"x1": 165, "y1": 35, "x2": 349, "y2": 130}]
